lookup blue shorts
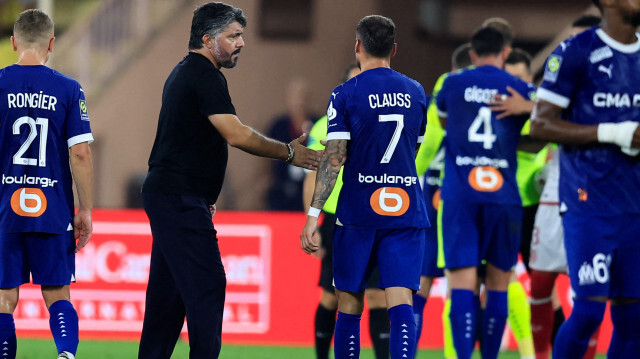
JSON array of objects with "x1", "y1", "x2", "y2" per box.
[
  {"x1": 0, "y1": 231, "x2": 75, "y2": 288},
  {"x1": 441, "y1": 201, "x2": 521, "y2": 271},
  {"x1": 563, "y1": 211, "x2": 640, "y2": 299},
  {"x1": 422, "y1": 226, "x2": 444, "y2": 277},
  {"x1": 333, "y1": 225, "x2": 425, "y2": 293}
]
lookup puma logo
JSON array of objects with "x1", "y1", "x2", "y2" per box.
[{"x1": 598, "y1": 64, "x2": 613, "y2": 79}]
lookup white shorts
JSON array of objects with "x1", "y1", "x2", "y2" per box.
[{"x1": 529, "y1": 203, "x2": 567, "y2": 273}]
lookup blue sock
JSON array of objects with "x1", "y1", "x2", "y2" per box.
[
  {"x1": 473, "y1": 294, "x2": 482, "y2": 346},
  {"x1": 49, "y1": 300, "x2": 79, "y2": 355},
  {"x1": 481, "y1": 290, "x2": 508, "y2": 359},
  {"x1": 450, "y1": 289, "x2": 475, "y2": 359},
  {"x1": 0, "y1": 313, "x2": 16, "y2": 359},
  {"x1": 552, "y1": 299, "x2": 605, "y2": 359},
  {"x1": 334, "y1": 311, "x2": 360, "y2": 359},
  {"x1": 608, "y1": 302, "x2": 640, "y2": 358},
  {"x1": 412, "y1": 293, "x2": 427, "y2": 351},
  {"x1": 389, "y1": 304, "x2": 416, "y2": 359}
]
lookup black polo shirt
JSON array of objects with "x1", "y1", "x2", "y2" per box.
[{"x1": 142, "y1": 52, "x2": 236, "y2": 204}]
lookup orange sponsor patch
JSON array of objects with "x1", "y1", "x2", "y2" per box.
[
  {"x1": 468, "y1": 166, "x2": 504, "y2": 192},
  {"x1": 370, "y1": 187, "x2": 410, "y2": 216},
  {"x1": 432, "y1": 189, "x2": 441, "y2": 210},
  {"x1": 10, "y1": 188, "x2": 47, "y2": 217}
]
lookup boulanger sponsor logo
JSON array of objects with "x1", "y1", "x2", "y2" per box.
[
  {"x1": 2, "y1": 174, "x2": 58, "y2": 187},
  {"x1": 358, "y1": 173, "x2": 417, "y2": 187},
  {"x1": 455, "y1": 155, "x2": 509, "y2": 169},
  {"x1": 11, "y1": 188, "x2": 47, "y2": 217},
  {"x1": 544, "y1": 55, "x2": 562, "y2": 83},
  {"x1": 578, "y1": 253, "x2": 611, "y2": 285},
  {"x1": 468, "y1": 166, "x2": 504, "y2": 192},
  {"x1": 370, "y1": 187, "x2": 410, "y2": 216}
]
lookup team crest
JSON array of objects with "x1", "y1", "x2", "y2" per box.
[{"x1": 543, "y1": 55, "x2": 562, "y2": 83}]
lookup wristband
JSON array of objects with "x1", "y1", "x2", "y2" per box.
[
  {"x1": 285, "y1": 143, "x2": 295, "y2": 163},
  {"x1": 307, "y1": 207, "x2": 321, "y2": 218},
  {"x1": 597, "y1": 121, "x2": 638, "y2": 148}
]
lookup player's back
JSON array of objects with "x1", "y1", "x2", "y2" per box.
[
  {"x1": 0, "y1": 64, "x2": 91, "y2": 234},
  {"x1": 437, "y1": 65, "x2": 535, "y2": 205},
  {"x1": 327, "y1": 67, "x2": 428, "y2": 228}
]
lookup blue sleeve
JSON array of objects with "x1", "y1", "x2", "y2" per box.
[
  {"x1": 66, "y1": 83, "x2": 93, "y2": 147},
  {"x1": 326, "y1": 85, "x2": 350, "y2": 141},
  {"x1": 537, "y1": 39, "x2": 584, "y2": 109}
]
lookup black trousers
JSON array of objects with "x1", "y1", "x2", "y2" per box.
[{"x1": 138, "y1": 193, "x2": 226, "y2": 359}]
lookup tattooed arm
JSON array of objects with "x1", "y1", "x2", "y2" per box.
[{"x1": 300, "y1": 139, "x2": 347, "y2": 254}]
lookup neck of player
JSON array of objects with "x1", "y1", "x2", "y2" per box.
[
  {"x1": 16, "y1": 48, "x2": 50, "y2": 66},
  {"x1": 601, "y1": 12, "x2": 639, "y2": 45},
  {"x1": 358, "y1": 57, "x2": 391, "y2": 73}
]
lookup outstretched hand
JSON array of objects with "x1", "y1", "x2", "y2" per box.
[
  {"x1": 73, "y1": 209, "x2": 92, "y2": 253},
  {"x1": 489, "y1": 86, "x2": 533, "y2": 119},
  {"x1": 290, "y1": 133, "x2": 322, "y2": 170}
]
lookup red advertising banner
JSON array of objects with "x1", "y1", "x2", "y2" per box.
[{"x1": 14, "y1": 210, "x2": 612, "y2": 352}]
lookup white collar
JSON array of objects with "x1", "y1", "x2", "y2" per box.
[{"x1": 596, "y1": 28, "x2": 640, "y2": 53}]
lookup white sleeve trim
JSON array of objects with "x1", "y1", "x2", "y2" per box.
[
  {"x1": 326, "y1": 132, "x2": 351, "y2": 140},
  {"x1": 68, "y1": 133, "x2": 94, "y2": 147},
  {"x1": 417, "y1": 135, "x2": 425, "y2": 143},
  {"x1": 437, "y1": 108, "x2": 448, "y2": 118},
  {"x1": 536, "y1": 88, "x2": 570, "y2": 109}
]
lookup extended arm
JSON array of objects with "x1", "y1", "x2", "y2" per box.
[
  {"x1": 530, "y1": 99, "x2": 598, "y2": 144},
  {"x1": 209, "y1": 113, "x2": 321, "y2": 169},
  {"x1": 69, "y1": 142, "x2": 93, "y2": 252},
  {"x1": 300, "y1": 139, "x2": 347, "y2": 254}
]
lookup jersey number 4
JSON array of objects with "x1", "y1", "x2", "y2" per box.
[
  {"x1": 468, "y1": 107, "x2": 496, "y2": 149},
  {"x1": 13, "y1": 116, "x2": 49, "y2": 167}
]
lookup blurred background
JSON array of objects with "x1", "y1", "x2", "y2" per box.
[{"x1": 0, "y1": 0, "x2": 596, "y2": 212}]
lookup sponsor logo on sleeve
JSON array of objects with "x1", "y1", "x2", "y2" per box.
[
  {"x1": 543, "y1": 55, "x2": 562, "y2": 83},
  {"x1": 79, "y1": 99, "x2": 90, "y2": 121}
]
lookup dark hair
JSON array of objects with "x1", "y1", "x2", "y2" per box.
[
  {"x1": 505, "y1": 48, "x2": 532, "y2": 72},
  {"x1": 572, "y1": 14, "x2": 601, "y2": 28},
  {"x1": 481, "y1": 17, "x2": 513, "y2": 46},
  {"x1": 342, "y1": 63, "x2": 359, "y2": 82},
  {"x1": 13, "y1": 9, "x2": 54, "y2": 43},
  {"x1": 471, "y1": 26, "x2": 505, "y2": 57},
  {"x1": 592, "y1": 0, "x2": 601, "y2": 11},
  {"x1": 451, "y1": 43, "x2": 472, "y2": 70},
  {"x1": 356, "y1": 15, "x2": 396, "y2": 58},
  {"x1": 188, "y1": 2, "x2": 246, "y2": 50}
]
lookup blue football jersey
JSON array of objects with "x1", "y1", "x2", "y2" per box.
[
  {"x1": 326, "y1": 67, "x2": 429, "y2": 228},
  {"x1": 538, "y1": 27, "x2": 640, "y2": 215},
  {"x1": 436, "y1": 65, "x2": 536, "y2": 205},
  {"x1": 0, "y1": 65, "x2": 93, "y2": 233}
]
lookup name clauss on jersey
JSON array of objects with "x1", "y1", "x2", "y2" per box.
[{"x1": 368, "y1": 93, "x2": 411, "y2": 109}]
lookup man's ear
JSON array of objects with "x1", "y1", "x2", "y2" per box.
[
  {"x1": 390, "y1": 43, "x2": 397, "y2": 57},
  {"x1": 48, "y1": 37, "x2": 55, "y2": 53},
  {"x1": 11, "y1": 36, "x2": 17, "y2": 51},
  {"x1": 355, "y1": 38, "x2": 361, "y2": 54},
  {"x1": 469, "y1": 49, "x2": 479, "y2": 65},
  {"x1": 202, "y1": 34, "x2": 214, "y2": 49}
]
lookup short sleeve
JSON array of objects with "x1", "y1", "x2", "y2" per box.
[
  {"x1": 66, "y1": 83, "x2": 93, "y2": 148},
  {"x1": 537, "y1": 40, "x2": 584, "y2": 109},
  {"x1": 326, "y1": 85, "x2": 350, "y2": 141},
  {"x1": 196, "y1": 70, "x2": 236, "y2": 117}
]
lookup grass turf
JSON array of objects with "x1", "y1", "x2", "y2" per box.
[{"x1": 15, "y1": 338, "x2": 608, "y2": 358}]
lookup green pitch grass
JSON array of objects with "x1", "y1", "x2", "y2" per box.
[{"x1": 17, "y1": 338, "x2": 606, "y2": 358}]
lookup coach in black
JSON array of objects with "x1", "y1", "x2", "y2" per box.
[{"x1": 138, "y1": 3, "x2": 320, "y2": 358}]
